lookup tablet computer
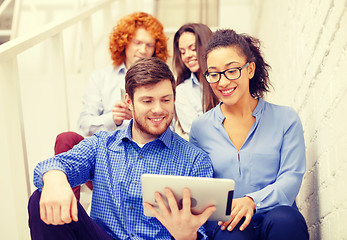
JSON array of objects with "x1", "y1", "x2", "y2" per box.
[{"x1": 141, "y1": 174, "x2": 234, "y2": 221}]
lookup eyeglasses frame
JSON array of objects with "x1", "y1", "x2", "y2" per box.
[{"x1": 204, "y1": 62, "x2": 250, "y2": 83}]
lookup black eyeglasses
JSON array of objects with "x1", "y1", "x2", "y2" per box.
[{"x1": 204, "y1": 62, "x2": 250, "y2": 83}]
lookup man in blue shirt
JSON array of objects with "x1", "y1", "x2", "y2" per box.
[
  {"x1": 28, "y1": 57, "x2": 215, "y2": 240},
  {"x1": 55, "y1": 11, "x2": 170, "y2": 201}
]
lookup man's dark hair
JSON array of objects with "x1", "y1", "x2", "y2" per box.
[{"x1": 125, "y1": 57, "x2": 176, "y2": 100}]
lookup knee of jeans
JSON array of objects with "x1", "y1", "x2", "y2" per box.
[
  {"x1": 28, "y1": 190, "x2": 42, "y2": 219},
  {"x1": 264, "y1": 206, "x2": 303, "y2": 227}
]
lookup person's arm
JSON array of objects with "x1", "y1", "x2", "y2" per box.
[
  {"x1": 39, "y1": 170, "x2": 78, "y2": 225},
  {"x1": 220, "y1": 109, "x2": 306, "y2": 232},
  {"x1": 144, "y1": 187, "x2": 215, "y2": 240},
  {"x1": 33, "y1": 134, "x2": 101, "y2": 224},
  {"x1": 77, "y1": 70, "x2": 128, "y2": 136},
  {"x1": 246, "y1": 109, "x2": 306, "y2": 212},
  {"x1": 217, "y1": 197, "x2": 255, "y2": 232},
  {"x1": 189, "y1": 139, "x2": 256, "y2": 233},
  {"x1": 33, "y1": 134, "x2": 99, "y2": 191}
]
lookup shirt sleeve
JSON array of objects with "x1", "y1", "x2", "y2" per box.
[
  {"x1": 175, "y1": 84, "x2": 201, "y2": 134},
  {"x1": 189, "y1": 123, "x2": 200, "y2": 148},
  {"x1": 171, "y1": 227, "x2": 207, "y2": 240},
  {"x1": 77, "y1": 70, "x2": 124, "y2": 136},
  {"x1": 33, "y1": 135, "x2": 98, "y2": 191},
  {"x1": 190, "y1": 152, "x2": 214, "y2": 179},
  {"x1": 246, "y1": 110, "x2": 306, "y2": 213},
  {"x1": 197, "y1": 224, "x2": 208, "y2": 240}
]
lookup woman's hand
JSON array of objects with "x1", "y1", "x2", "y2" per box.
[
  {"x1": 218, "y1": 196, "x2": 255, "y2": 232},
  {"x1": 144, "y1": 187, "x2": 216, "y2": 240}
]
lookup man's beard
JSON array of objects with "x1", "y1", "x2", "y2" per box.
[{"x1": 132, "y1": 109, "x2": 173, "y2": 138}]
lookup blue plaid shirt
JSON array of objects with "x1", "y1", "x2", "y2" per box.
[{"x1": 34, "y1": 120, "x2": 213, "y2": 239}]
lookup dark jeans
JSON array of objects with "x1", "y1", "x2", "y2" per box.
[
  {"x1": 205, "y1": 205, "x2": 309, "y2": 240},
  {"x1": 28, "y1": 189, "x2": 114, "y2": 240}
]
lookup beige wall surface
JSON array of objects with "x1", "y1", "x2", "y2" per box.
[{"x1": 256, "y1": 0, "x2": 347, "y2": 239}]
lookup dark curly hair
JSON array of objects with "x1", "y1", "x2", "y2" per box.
[
  {"x1": 109, "y1": 12, "x2": 169, "y2": 67},
  {"x1": 205, "y1": 29, "x2": 271, "y2": 98}
]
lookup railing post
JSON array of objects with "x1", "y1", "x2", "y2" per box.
[
  {"x1": 11, "y1": 0, "x2": 22, "y2": 39},
  {"x1": 48, "y1": 32, "x2": 71, "y2": 130},
  {"x1": 81, "y1": 16, "x2": 95, "y2": 75},
  {"x1": 0, "y1": 58, "x2": 30, "y2": 239}
]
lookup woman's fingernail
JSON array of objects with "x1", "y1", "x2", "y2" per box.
[
  {"x1": 218, "y1": 221, "x2": 222, "y2": 226},
  {"x1": 228, "y1": 226, "x2": 232, "y2": 231},
  {"x1": 221, "y1": 226, "x2": 225, "y2": 230}
]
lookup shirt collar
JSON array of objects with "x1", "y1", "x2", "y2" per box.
[
  {"x1": 112, "y1": 119, "x2": 173, "y2": 149},
  {"x1": 115, "y1": 62, "x2": 127, "y2": 75},
  {"x1": 155, "y1": 125, "x2": 173, "y2": 149},
  {"x1": 215, "y1": 98, "x2": 264, "y2": 123},
  {"x1": 106, "y1": 123, "x2": 130, "y2": 151},
  {"x1": 215, "y1": 103, "x2": 225, "y2": 123},
  {"x1": 252, "y1": 98, "x2": 264, "y2": 117},
  {"x1": 190, "y1": 72, "x2": 200, "y2": 87}
]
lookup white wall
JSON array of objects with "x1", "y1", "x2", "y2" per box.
[
  {"x1": 255, "y1": 0, "x2": 347, "y2": 239},
  {"x1": 218, "y1": 0, "x2": 258, "y2": 35}
]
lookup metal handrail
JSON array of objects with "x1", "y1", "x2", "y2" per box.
[{"x1": 0, "y1": 0, "x2": 114, "y2": 62}]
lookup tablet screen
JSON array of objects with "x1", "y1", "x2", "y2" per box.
[{"x1": 141, "y1": 174, "x2": 234, "y2": 221}]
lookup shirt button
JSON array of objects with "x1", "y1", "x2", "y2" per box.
[
  {"x1": 257, "y1": 203, "x2": 260, "y2": 207},
  {"x1": 139, "y1": 155, "x2": 143, "y2": 159},
  {"x1": 134, "y1": 181, "x2": 138, "y2": 185},
  {"x1": 130, "y1": 206, "x2": 134, "y2": 210}
]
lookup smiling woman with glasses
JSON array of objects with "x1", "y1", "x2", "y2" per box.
[{"x1": 189, "y1": 29, "x2": 309, "y2": 240}]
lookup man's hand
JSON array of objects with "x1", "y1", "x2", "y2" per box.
[
  {"x1": 218, "y1": 196, "x2": 255, "y2": 232},
  {"x1": 144, "y1": 187, "x2": 216, "y2": 240},
  {"x1": 39, "y1": 170, "x2": 78, "y2": 225},
  {"x1": 112, "y1": 101, "x2": 132, "y2": 126}
]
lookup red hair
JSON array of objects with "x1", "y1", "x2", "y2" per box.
[{"x1": 109, "y1": 12, "x2": 169, "y2": 67}]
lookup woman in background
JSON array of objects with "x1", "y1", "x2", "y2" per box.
[
  {"x1": 173, "y1": 23, "x2": 219, "y2": 136},
  {"x1": 190, "y1": 29, "x2": 309, "y2": 240}
]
